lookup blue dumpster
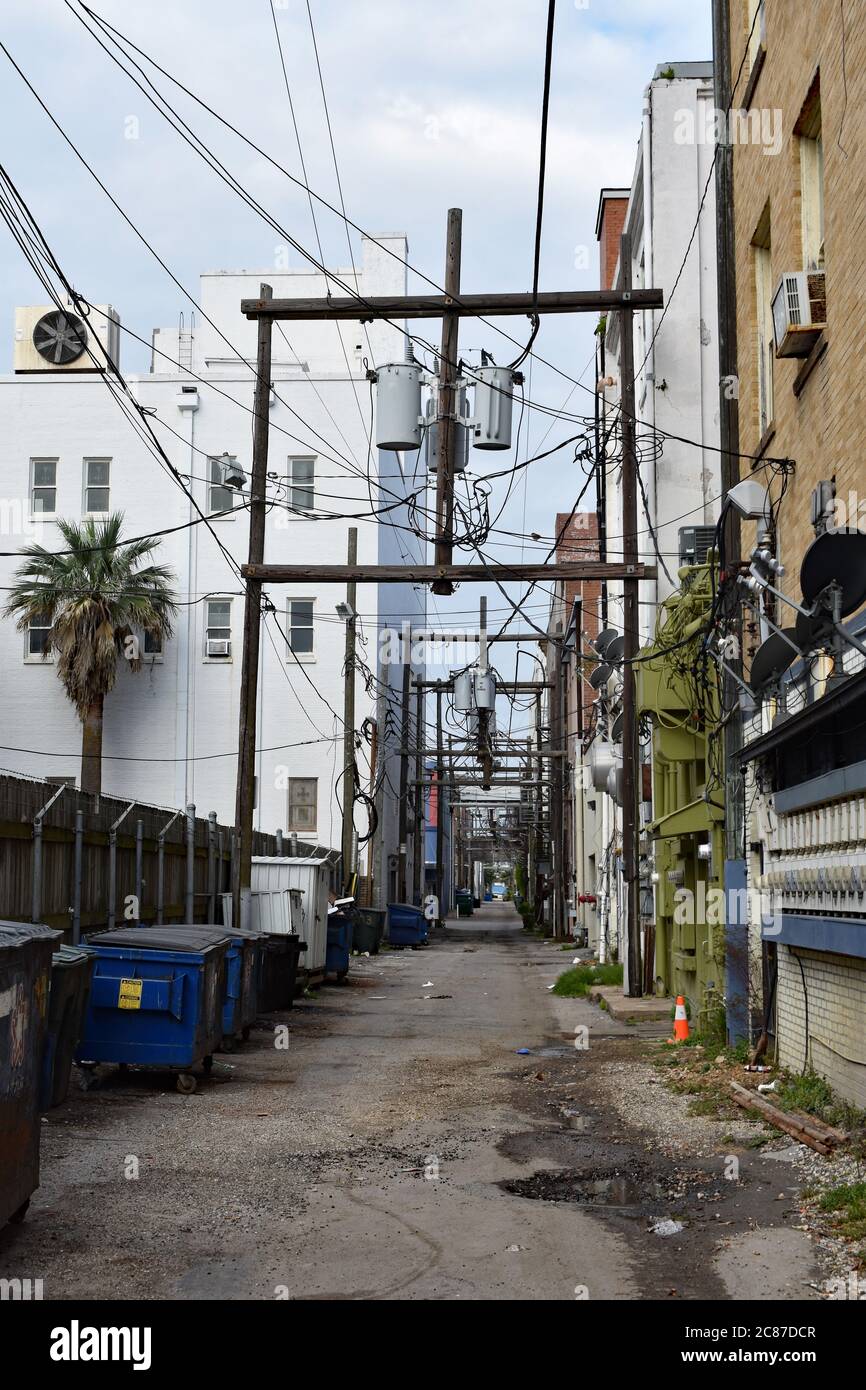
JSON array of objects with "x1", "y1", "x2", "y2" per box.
[
  {"x1": 0, "y1": 922, "x2": 60, "y2": 1226},
  {"x1": 387, "y1": 903, "x2": 426, "y2": 948},
  {"x1": 168, "y1": 925, "x2": 263, "y2": 1051},
  {"x1": 326, "y1": 911, "x2": 353, "y2": 981},
  {"x1": 78, "y1": 927, "x2": 230, "y2": 1093}
]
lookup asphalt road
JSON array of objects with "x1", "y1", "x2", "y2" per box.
[{"x1": 0, "y1": 903, "x2": 823, "y2": 1300}]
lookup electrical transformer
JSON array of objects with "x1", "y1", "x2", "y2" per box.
[
  {"x1": 472, "y1": 365, "x2": 515, "y2": 450},
  {"x1": 424, "y1": 388, "x2": 468, "y2": 473},
  {"x1": 374, "y1": 362, "x2": 422, "y2": 451}
]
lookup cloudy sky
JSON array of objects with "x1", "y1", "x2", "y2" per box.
[{"x1": 0, "y1": 0, "x2": 712, "y2": 694}]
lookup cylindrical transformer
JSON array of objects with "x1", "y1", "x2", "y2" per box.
[
  {"x1": 473, "y1": 669, "x2": 496, "y2": 710},
  {"x1": 453, "y1": 668, "x2": 474, "y2": 712},
  {"x1": 375, "y1": 363, "x2": 422, "y2": 451},
  {"x1": 424, "y1": 387, "x2": 468, "y2": 473},
  {"x1": 472, "y1": 365, "x2": 514, "y2": 450}
]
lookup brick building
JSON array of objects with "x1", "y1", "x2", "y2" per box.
[{"x1": 728, "y1": 0, "x2": 866, "y2": 1105}]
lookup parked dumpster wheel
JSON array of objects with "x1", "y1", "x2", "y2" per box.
[
  {"x1": 77, "y1": 1062, "x2": 101, "y2": 1091},
  {"x1": 176, "y1": 1073, "x2": 197, "y2": 1094},
  {"x1": 202, "y1": 1055, "x2": 214, "y2": 1073},
  {"x1": 336, "y1": 969, "x2": 349, "y2": 983},
  {"x1": 220, "y1": 1035, "x2": 237, "y2": 1053}
]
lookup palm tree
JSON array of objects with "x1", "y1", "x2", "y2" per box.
[{"x1": 4, "y1": 513, "x2": 178, "y2": 795}]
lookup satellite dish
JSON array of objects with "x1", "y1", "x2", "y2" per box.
[
  {"x1": 593, "y1": 627, "x2": 619, "y2": 658},
  {"x1": 794, "y1": 607, "x2": 832, "y2": 649},
  {"x1": 32, "y1": 310, "x2": 88, "y2": 365},
  {"x1": 800, "y1": 529, "x2": 866, "y2": 616},
  {"x1": 606, "y1": 635, "x2": 625, "y2": 664},
  {"x1": 611, "y1": 711, "x2": 624, "y2": 742},
  {"x1": 749, "y1": 628, "x2": 799, "y2": 692},
  {"x1": 589, "y1": 664, "x2": 612, "y2": 690}
]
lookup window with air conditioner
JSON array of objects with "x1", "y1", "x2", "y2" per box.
[
  {"x1": 288, "y1": 598, "x2": 315, "y2": 658},
  {"x1": 30, "y1": 458, "x2": 57, "y2": 515},
  {"x1": 288, "y1": 456, "x2": 315, "y2": 510},
  {"x1": 83, "y1": 458, "x2": 110, "y2": 515},
  {"x1": 288, "y1": 777, "x2": 317, "y2": 834},
  {"x1": 205, "y1": 599, "x2": 232, "y2": 659},
  {"x1": 208, "y1": 456, "x2": 238, "y2": 515}
]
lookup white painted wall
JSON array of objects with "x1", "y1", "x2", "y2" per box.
[{"x1": 0, "y1": 236, "x2": 422, "y2": 855}]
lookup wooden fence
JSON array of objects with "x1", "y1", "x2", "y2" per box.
[{"x1": 0, "y1": 772, "x2": 334, "y2": 942}]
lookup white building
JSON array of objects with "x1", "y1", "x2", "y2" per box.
[
  {"x1": 0, "y1": 234, "x2": 425, "y2": 885},
  {"x1": 575, "y1": 62, "x2": 722, "y2": 963}
]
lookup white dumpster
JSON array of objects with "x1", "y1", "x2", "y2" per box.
[{"x1": 251, "y1": 856, "x2": 330, "y2": 978}]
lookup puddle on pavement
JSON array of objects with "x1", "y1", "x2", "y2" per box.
[{"x1": 501, "y1": 1169, "x2": 664, "y2": 1207}]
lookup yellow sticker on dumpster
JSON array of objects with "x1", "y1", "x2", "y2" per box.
[{"x1": 118, "y1": 978, "x2": 142, "y2": 1009}]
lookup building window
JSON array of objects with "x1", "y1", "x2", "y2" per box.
[
  {"x1": 30, "y1": 458, "x2": 57, "y2": 515},
  {"x1": 84, "y1": 458, "x2": 110, "y2": 514},
  {"x1": 288, "y1": 777, "x2": 317, "y2": 834},
  {"x1": 143, "y1": 630, "x2": 163, "y2": 658},
  {"x1": 205, "y1": 598, "x2": 232, "y2": 659},
  {"x1": 747, "y1": 0, "x2": 766, "y2": 69},
  {"x1": 798, "y1": 85, "x2": 824, "y2": 272},
  {"x1": 26, "y1": 615, "x2": 52, "y2": 658},
  {"x1": 208, "y1": 456, "x2": 238, "y2": 515},
  {"x1": 288, "y1": 599, "x2": 314, "y2": 657},
  {"x1": 752, "y1": 208, "x2": 774, "y2": 437},
  {"x1": 288, "y1": 457, "x2": 315, "y2": 510}
]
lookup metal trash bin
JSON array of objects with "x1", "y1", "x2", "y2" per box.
[
  {"x1": 0, "y1": 922, "x2": 60, "y2": 1226},
  {"x1": 169, "y1": 925, "x2": 263, "y2": 1051},
  {"x1": 40, "y1": 945, "x2": 93, "y2": 1110},
  {"x1": 257, "y1": 934, "x2": 306, "y2": 1012},
  {"x1": 352, "y1": 907, "x2": 385, "y2": 955},
  {"x1": 77, "y1": 927, "x2": 230, "y2": 1093},
  {"x1": 386, "y1": 903, "x2": 426, "y2": 948},
  {"x1": 326, "y1": 911, "x2": 353, "y2": 981}
]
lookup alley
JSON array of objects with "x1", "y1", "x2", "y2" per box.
[{"x1": 1, "y1": 904, "x2": 824, "y2": 1301}]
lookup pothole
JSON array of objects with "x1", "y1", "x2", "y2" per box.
[{"x1": 501, "y1": 1167, "x2": 665, "y2": 1207}]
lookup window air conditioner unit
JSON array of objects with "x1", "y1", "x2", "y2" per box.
[
  {"x1": 678, "y1": 525, "x2": 717, "y2": 566},
  {"x1": 771, "y1": 271, "x2": 826, "y2": 358},
  {"x1": 207, "y1": 638, "x2": 231, "y2": 658}
]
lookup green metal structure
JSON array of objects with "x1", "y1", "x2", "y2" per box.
[{"x1": 635, "y1": 561, "x2": 725, "y2": 1031}]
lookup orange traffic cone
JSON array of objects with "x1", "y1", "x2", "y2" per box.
[{"x1": 673, "y1": 996, "x2": 689, "y2": 1043}]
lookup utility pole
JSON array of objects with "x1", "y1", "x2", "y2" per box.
[
  {"x1": 435, "y1": 682, "x2": 445, "y2": 916},
  {"x1": 619, "y1": 234, "x2": 643, "y2": 997},
  {"x1": 397, "y1": 656, "x2": 411, "y2": 901},
  {"x1": 364, "y1": 717, "x2": 378, "y2": 906},
  {"x1": 477, "y1": 595, "x2": 493, "y2": 787},
  {"x1": 232, "y1": 282, "x2": 272, "y2": 933},
  {"x1": 433, "y1": 208, "x2": 463, "y2": 596},
  {"x1": 341, "y1": 527, "x2": 358, "y2": 891},
  {"x1": 414, "y1": 680, "x2": 424, "y2": 904}
]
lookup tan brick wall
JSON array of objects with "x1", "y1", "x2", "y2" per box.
[
  {"x1": 776, "y1": 946, "x2": 866, "y2": 1108},
  {"x1": 730, "y1": 0, "x2": 866, "y2": 580}
]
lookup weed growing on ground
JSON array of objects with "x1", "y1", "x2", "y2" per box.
[{"x1": 551, "y1": 963, "x2": 624, "y2": 997}]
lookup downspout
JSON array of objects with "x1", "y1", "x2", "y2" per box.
[{"x1": 642, "y1": 84, "x2": 659, "y2": 628}]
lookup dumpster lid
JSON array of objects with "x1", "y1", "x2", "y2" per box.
[
  {"x1": 52, "y1": 945, "x2": 91, "y2": 965},
  {"x1": 0, "y1": 922, "x2": 62, "y2": 950},
  {"x1": 86, "y1": 926, "x2": 231, "y2": 952}
]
